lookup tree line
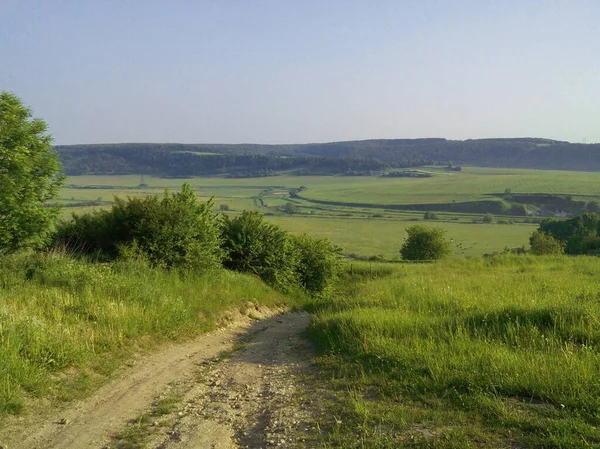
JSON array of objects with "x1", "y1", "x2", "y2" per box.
[{"x1": 55, "y1": 136, "x2": 600, "y2": 177}]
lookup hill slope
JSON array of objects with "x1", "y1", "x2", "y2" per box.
[{"x1": 54, "y1": 138, "x2": 600, "y2": 176}]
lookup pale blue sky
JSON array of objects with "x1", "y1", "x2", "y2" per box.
[{"x1": 1, "y1": 0, "x2": 599, "y2": 144}]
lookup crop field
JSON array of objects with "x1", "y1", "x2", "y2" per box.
[
  {"x1": 57, "y1": 168, "x2": 600, "y2": 258},
  {"x1": 308, "y1": 256, "x2": 600, "y2": 447}
]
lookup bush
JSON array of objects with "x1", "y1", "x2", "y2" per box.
[
  {"x1": 400, "y1": 225, "x2": 451, "y2": 261},
  {"x1": 290, "y1": 234, "x2": 342, "y2": 296},
  {"x1": 221, "y1": 211, "x2": 297, "y2": 291},
  {"x1": 529, "y1": 230, "x2": 564, "y2": 255},
  {"x1": 221, "y1": 211, "x2": 341, "y2": 295},
  {"x1": 54, "y1": 184, "x2": 223, "y2": 272},
  {"x1": 482, "y1": 213, "x2": 494, "y2": 224},
  {"x1": 423, "y1": 211, "x2": 439, "y2": 220}
]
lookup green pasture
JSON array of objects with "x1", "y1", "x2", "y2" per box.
[
  {"x1": 58, "y1": 169, "x2": 599, "y2": 258},
  {"x1": 309, "y1": 256, "x2": 600, "y2": 447},
  {"x1": 297, "y1": 167, "x2": 600, "y2": 205},
  {"x1": 267, "y1": 216, "x2": 535, "y2": 258}
]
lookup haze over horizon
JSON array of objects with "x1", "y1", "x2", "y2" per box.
[{"x1": 1, "y1": 1, "x2": 599, "y2": 145}]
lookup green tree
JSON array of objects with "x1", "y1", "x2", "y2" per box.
[
  {"x1": 529, "y1": 230, "x2": 564, "y2": 255},
  {"x1": 482, "y1": 213, "x2": 494, "y2": 224},
  {"x1": 283, "y1": 202, "x2": 300, "y2": 214},
  {"x1": 0, "y1": 92, "x2": 64, "y2": 253},
  {"x1": 290, "y1": 234, "x2": 341, "y2": 296},
  {"x1": 400, "y1": 225, "x2": 451, "y2": 261},
  {"x1": 55, "y1": 184, "x2": 223, "y2": 271},
  {"x1": 221, "y1": 211, "x2": 297, "y2": 291}
]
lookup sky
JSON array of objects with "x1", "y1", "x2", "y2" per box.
[{"x1": 1, "y1": 0, "x2": 599, "y2": 145}]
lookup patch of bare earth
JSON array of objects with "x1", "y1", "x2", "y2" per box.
[{"x1": 0, "y1": 307, "x2": 325, "y2": 449}]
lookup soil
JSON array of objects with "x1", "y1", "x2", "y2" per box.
[{"x1": 0, "y1": 307, "x2": 323, "y2": 449}]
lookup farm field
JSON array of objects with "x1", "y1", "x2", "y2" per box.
[
  {"x1": 58, "y1": 167, "x2": 600, "y2": 258},
  {"x1": 307, "y1": 257, "x2": 600, "y2": 447},
  {"x1": 297, "y1": 167, "x2": 600, "y2": 205},
  {"x1": 268, "y1": 216, "x2": 534, "y2": 259}
]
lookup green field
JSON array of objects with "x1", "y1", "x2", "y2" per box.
[
  {"x1": 58, "y1": 168, "x2": 600, "y2": 258},
  {"x1": 308, "y1": 257, "x2": 600, "y2": 447}
]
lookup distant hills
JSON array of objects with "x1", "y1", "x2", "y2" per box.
[{"x1": 54, "y1": 138, "x2": 600, "y2": 177}]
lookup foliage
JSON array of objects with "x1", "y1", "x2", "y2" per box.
[
  {"x1": 289, "y1": 234, "x2": 342, "y2": 296},
  {"x1": 482, "y1": 212, "x2": 494, "y2": 223},
  {"x1": 423, "y1": 211, "x2": 439, "y2": 220},
  {"x1": 283, "y1": 202, "x2": 300, "y2": 214},
  {"x1": 220, "y1": 211, "x2": 298, "y2": 291},
  {"x1": 221, "y1": 211, "x2": 341, "y2": 295},
  {"x1": 0, "y1": 92, "x2": 65, "y2": 254},
  {"x1": 529, "y1": 230, "x2": 564, "y2": 255},
  {"x1": 400, "y1": 225, "x2": 451, "y2": 261},
  {"x1": 537, "y1": 213, "x2": 600, "y2": 255},
  {"x1": 0, "y1": 252, "x2": 288, "y2": 415},
  {"x1": 54, "y1": 184, "x2": 223, "y2": 271},
  {"x1": 56, "y1": 138, "x2": 600, "y2": 176}
]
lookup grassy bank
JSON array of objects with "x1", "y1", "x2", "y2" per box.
[
  {"x1": 307, "y1": 257, "x2": 600, "y2": 448},
  {"x1": 0, "y1": 253, "x2": 292, "y2": 415}
]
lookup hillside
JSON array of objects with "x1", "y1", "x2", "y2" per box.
[{"x1": 54, "y1": 138, "x2": 600, "y2": 177}]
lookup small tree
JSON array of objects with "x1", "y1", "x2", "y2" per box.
[
  {"x1": 529, "y1": 230, "x2": 564, "y2": 255},
  {"x1": 290, "y1": 234, "x2": 341, "y2": 296},
  {"x1": 283, "y1": 202, "x2": 300, "y2": 214},
  {"x1": 221, "y1": 211, "x2": 297, "y2": 291},
  {"x1": 400, "y1": 225, "x2": 451, "y2": 261},
  {"x1": 54, "y1": 184, "x2": 223, "y2": 271},
  {"x1": 0, "y1": 92, "x2": 65, "y2": 253},
  {"x1": 482, "y1": 213, "x2": 494, "y2": 224}
]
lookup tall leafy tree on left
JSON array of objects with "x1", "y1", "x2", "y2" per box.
[{"x1": 0, "y1": 92, "x2": 65, "y2": 254}]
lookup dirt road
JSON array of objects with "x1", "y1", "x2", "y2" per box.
[{"x1": 0, "y1": 307, "x2": 320, "y2": 449}]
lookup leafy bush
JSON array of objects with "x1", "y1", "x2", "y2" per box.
[
  {"x1": 53, "y1": 184, "x2": 223, "y2": 271},
  {"x1": 482, "y1": 213, "x2": 494, "y2": 224},
  {"x1": 221, "y1": 211, "x2": 341, "y2": 295},
  {"x1": 537, "y1": 213, "x2": 600, "y2": 255},
  {"x1": 400, "y1": 225, "x2": 451, "y2": 261},
  {"x1": 221, "y1": 211, "x2": 298, "y2": 291},
  {"x1": 290, "y1": 234, "x2": 342, "y2": 296},
  {"x1": 529, "y1": 231, "x2": 564, "y2": 255}
]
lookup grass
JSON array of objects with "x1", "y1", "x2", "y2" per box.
[
  {"x1": 297, "y1": 167, "x2": 600, "y2": 205},
  {"x1": 0, "y1": 252, "x2": 292, "y2": 415},
  {"x1": 307, "y1": 257, "x2": 600, "y2": 448},
  {"x1": 268, "y1": 215, "x2": 535, "y2": 259},
  {"x1": 59, "y1": 172, "x2": 548, "y2": 258}
]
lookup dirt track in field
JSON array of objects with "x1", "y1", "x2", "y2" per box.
[{"x1": 0, "y1": 308, "x2": 321, "y2": 449}]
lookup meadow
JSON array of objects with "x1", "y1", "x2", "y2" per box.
[
  {"x1": 57, "y1": 167, "x2": 583, "y2": 258},
  {"x1": 307, "y1": 257, "x2": 600, "y2": 448},
  {"x1": 0, "y1": 253, "x2": 292, "y2": 414}
]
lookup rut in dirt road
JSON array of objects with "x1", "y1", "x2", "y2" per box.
[
  {"x1": 1, "y1": 309, "x2": 321, "y2": 449},
  {"x1": 148, "y1": 311, "x2": 318, "y2": 449}
]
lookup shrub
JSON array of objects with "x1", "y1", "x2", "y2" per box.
[
  {"x1": 220, "y1": 211, "x2": 297, "y2": 291},
  {"x1": 482, "y1": 213, "x2": 494, "y2": 224},
  {"x1": 290, "y1": 234, "x2": 342, "y2": 296},
  {"x1": 423, "y1": 211, "x2": 439, "y2": 220},
  {"x1": 53, "y1": 184, "x2": 223, "y2": 272},
  {"x1": 529, "y1": 230, "x2": 565, "y2": 255},
  {"x1": 400, "y1": 225, "x2": 451, "y2": 261}
]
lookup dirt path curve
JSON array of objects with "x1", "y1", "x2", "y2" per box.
[{"x1": 1, "y1": 308, "x2": 319, "y2": 449}]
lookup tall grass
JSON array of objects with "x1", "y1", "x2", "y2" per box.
[
  {"x1": 309, "y1": 256, "x2": 600, "y2": 447},
  {"x1": 0, "y1": 252, "x2": 291, "y2": 415}
]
